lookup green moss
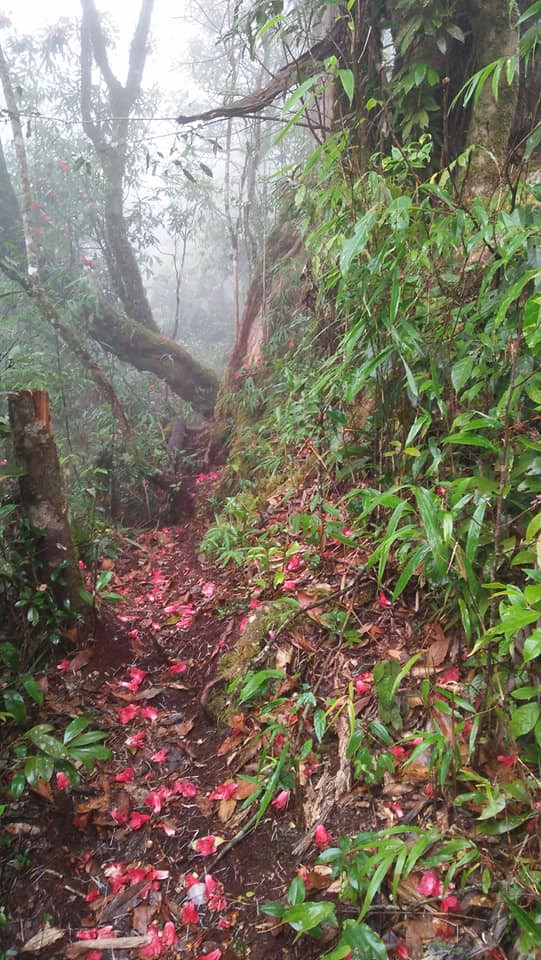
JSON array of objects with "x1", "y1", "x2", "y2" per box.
[{"x1": 206, "y1": 601, "x2": 292, "y2": 726}]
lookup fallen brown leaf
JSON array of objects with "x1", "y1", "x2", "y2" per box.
[{"x1": 22, "y1": 925, "x2": 65, "y2": 952}]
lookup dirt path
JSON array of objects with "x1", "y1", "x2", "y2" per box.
[{"x1": 2, "y1": 507, "x2": 312, "y2": 960}]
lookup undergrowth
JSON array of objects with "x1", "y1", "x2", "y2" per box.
[{"x1": 201, "y1": 129, "x2": 541, "y2": 953}]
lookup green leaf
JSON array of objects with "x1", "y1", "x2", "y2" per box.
[
  {"x1": 66, "y1": 729, "x2": 108, "y2": 747},
  {"x1": 313, "y1": 708, "x2": 327, "y2": 743},
  {"x1": 343, "y1": 919, "x2": 388, "y2": 960},
  {"x1": 10, "y1": 772, "x2": 26, "y2": 799},
  {"x1": 337, "y1": 69, "x2": 355, "y2": 105},
  {"x1": 22, "y1": 676, "x2": 44, "y2": 707},
  {"x1": 238, "y1": 669, "x2": 285, "y2": 704},
  {"x1": 261, "y1": 901, "x2": 285, "y2": 918},
  {"x1": 340, "y1": 210, "x2": 378, "y2": 275},
  {"x1": 3, "y1": 690, "x2": 26, "y2": 724},
  {"x1": 501, "y1": 894, "x2": 541, "y2": 943},
  {"x1": 451, "y1": 356, "x2": 473, "y2": 394},
  {"x1": 25, "y1": 731, "x2": 67, "y2": 759},
  {"x1": 523, "y1": 629, "x2": 541, "y2": 662},
  {"x1": 63, "y1": 716, "x2": 91, "y2": 744},
  {"x1": 0, "y1": 641, "x2": 20, "y2": 672},
  {"x1": 282, "y1": 900, "x2": 337, "y2": 934},
  {"x1": 24, "y1": 754, "x2": 54, "y2": 786},
  {"x1": 511, "y1": 702, "x2": 541, "y2": 738},
  {"x1": 287, "y1": 876, "x2": 306, "y2": 906}
]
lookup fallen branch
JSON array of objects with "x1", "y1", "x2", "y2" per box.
[{"x1": 176, "y1": 20, "x2": 347, "y2": 127}]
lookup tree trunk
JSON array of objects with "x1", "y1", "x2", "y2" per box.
[
  {"x1": 465, "y1": 0, "x2": 520, "y2": 196},
  {"x1": 8, "y1": 390, "x2": 83, "y2": 615}
]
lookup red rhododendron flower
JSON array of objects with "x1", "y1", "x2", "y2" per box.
[
  {"x1": 118, "y1": 704, "x2": 138, "y2": 724},
  {"x1": 138, "y1": 705, "x2": 158, "y2": 721},
  {"x1": 114, "y1": 767, "x2": 134, "y2": 783},
  {"x1": 417, "y1": 870, "x2": 444, "y2": 897},
  {"x1": 439, "y1": 668, "x2": 460, "y2": 684},
  {"x1": 354, "y1": 671, "x2": 373, "y2": 694},
  {"x1": 150, "y1": 749, "x2": 168, "y2": 763},
  {"x1": 86, "y1": 951, "x2": 103, "y2": 960},
  {"x1": 184, "y1": 872, "x2": 199, "y2": 888},
  {"x1": 386, "y1": 801, "x2": 404, "y2": 818},
  {"x1": 120, "y1": 667, "x2": 147, "y2": 691},
  {"x1": 57, "y1": 659, "x2": 71, "y2": 670},
  {"x1": 169, "y1": 661, "x2": 187, "y2": 674},
  {"x1": 76, "y1": 926, "x2": 113, "y2": 940},
  {"x1": 111, "y1": 808, "x2": 128, "y2": 824},
  {"x1": 440, "y1": 895, "x2": 461, "y2": 913},
  {"x1": 173, "y1": 779, "x2": 197, "y2": 798},
  {"x1": 161, "y1": 922, "x2": 177, "y2": 946},
  {"x1": 55, "y1": 771, "x2": 70, "y2": 789},
  {"x1": 282, "y1": 579, "x2": 297, "y2": 591},
  {"x1": 194, "y1": 835, "x2": 217, "y2": 856},
  {"x1": 314, "y1": 824, "x2": 331, "y2": 849},
  {"x1": 125, "y1": 731, "x2": 146, "y2": 749},
  {"x1": 208, "y1": 893, "x2": 227, "y2": 911},
  {"x1": 272, "y1": 789, "x2": 290, "y2": 810},
  {"x1": 85, "y1": 889, "x2": 100, "y2": 903},
  {"x1": 129, "y1": 811, "x2": 151, "y2": 830},
  {"x1": 392, "y1": 944, "x2": 410, "y2": 960},
  {"x1": 497, "y1": 754, "x2": 517, "y2": 767},
  {"x1": 202, "y1": 581, "x2": 216, "y2": 598},
  {"x1": 196, "y1": 951, "x2": 222, "y2": 960},
  {"x1": 390, "y1": 745, "x2": 406, "y2": 757},
  {"x1": 180, "y1": 901, "x2": 199, "y2": 924},
  {"x1": 209, "y1": 782, "x2": 238, "y2": 801},
  {"x1": 379, "y1": 591, "x2": 392, "y2": 607}
]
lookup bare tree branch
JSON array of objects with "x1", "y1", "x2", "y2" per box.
[{"x1": 176, "y1": 20, "x2": 347, "y2": 127}]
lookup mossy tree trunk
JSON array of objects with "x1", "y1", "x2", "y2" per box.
[{"x1": 8, "y1": 390, "x2": 83, "y2": 616}]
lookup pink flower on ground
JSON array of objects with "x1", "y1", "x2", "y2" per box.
[
  {"x1": 184, "y1": 872, "x2": 199, "y2": 889},
  {"x1": 439, "y1": 668, "x2": 460, "y2": 684},
  {"x1": 150, "y1": 749, "x2": 168, "y2": 763},
  {"x1": 379, "y1": 591, "x2": 392, "y2": 608},
  {"x1": 111, "y1": 808, "x2": 128, "y2": 824},
  {"x1": 390, "y1": 746, "x2": 406, "y2": 757},
  {"x1": 125, "y1": 731, "x2": 146, "y2": 749},
  {"x1": 57, "y1": 659, "x2": 71, "y2": 670},
  {"x1": 169, "y1": 661, "x2": 187, "y2": 674},
  {"x1": 201, "y1": 582, "x2": 216, "y2": 598},
  {"x1": 497, "y1": 754, "x2": 517, "y2": 767},
  {"x1": 209, "y1": 782, "x2": 238, "y2": 801},
  {"x1": 118, "y1": 704, "x2": 138, "y2": 725},
  {"x1": 173, "y1": 779, "x2": 197, "y2": 798},
  {"x1": 272, "y1": 789, "x2": 290, "y2": 811},
  {"x1": 138, "y1": 705, "x2": 158, "y2": 721},
  {"x1": 417, "y1": 870, "x2": 444, "y2": 897},
  {"x1": 196, "y1": 951, "x2": 222, "y2": 960},
  {"x1": 55, "y1": 771, "x2": 70, "y2": 789},
  {"x1": 194, "y1": 835, "x2": 217, "y2": 856},
  {"x1": 282, "y1": 580, "x2": 297, "y2": 591},
  {"x1": 86, "y1": 951, "x2": 103, "y2": 960},
  {"x1": 120, "y1": 667, "x2": 146, "y2": 691},
  {"x1": 392, "y1": 945, "x2": 410, "y2": 960},
  {"x1": 180, "y1": 901, "x2": 199, "y2": 924},
  {"x1": 114, "y1": 767, "x2": 134, "y2": 783},
  {"x1": 354, "y1": 671, "x2": 373, "y2": 694},
  {"x1": 314, "y1": 823, "x2": 331, "y2": 849},
  {"x1": 440, "y1": 895, "x2": 461, "y2": 913},
  {"x1": 145, "y1": 787, "x2": 172, "y2": 814},
  {"x1": 129, "y1": 811, "x2": 151, "y2": 830}
]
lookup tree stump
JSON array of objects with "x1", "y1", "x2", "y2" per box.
[{"x1": 8, "y1": 389, "x2": 83, "y2": 617}]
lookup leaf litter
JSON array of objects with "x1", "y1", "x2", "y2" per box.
[{"x1": 1, "y1": 482, "x2": 538, "y2": 960}]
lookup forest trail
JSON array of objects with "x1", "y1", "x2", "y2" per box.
[
  {"x1": 2, "y1": 474, "x2": 513, "y2": 960},
  {"x1": 3, "y1": 477, "x2": 307, "y2": 960}
]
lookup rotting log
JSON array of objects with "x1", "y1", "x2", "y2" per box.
[{"x1": 8, "y1": 389, "x2": 83, "y2": 616}]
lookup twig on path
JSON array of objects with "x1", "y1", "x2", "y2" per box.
[{"x1": 254, "y1": 563, "x2": 368, "y2": 666}]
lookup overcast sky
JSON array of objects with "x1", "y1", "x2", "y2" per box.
[{"x1": 6, "y1": 1, "x2": 200, "y2": 93}]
